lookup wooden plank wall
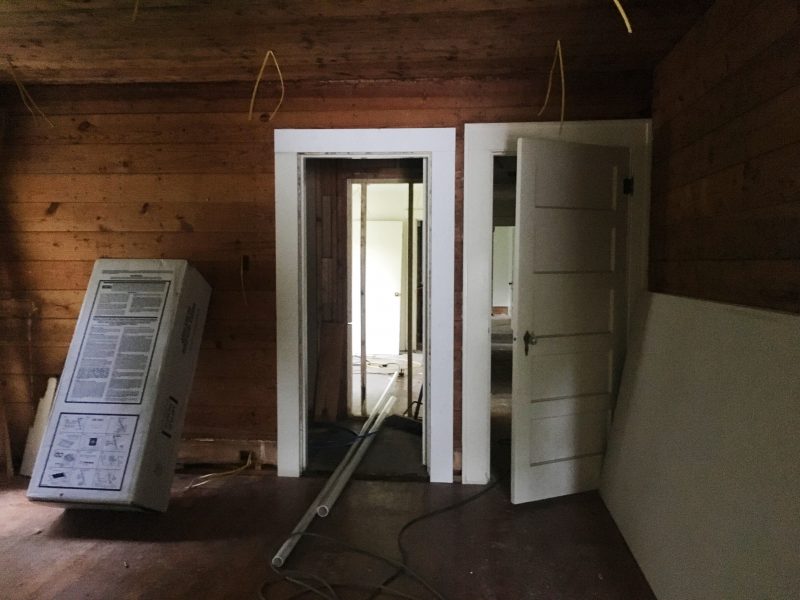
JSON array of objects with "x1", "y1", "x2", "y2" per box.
[
  {"x1": 0, "y1": 75, "x2": 649, "y2": 465},
  {"x1": 650, "y1": 0, "x2": 800, "y2": 313}
]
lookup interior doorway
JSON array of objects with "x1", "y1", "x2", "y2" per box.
[
  {"x1": 274, "y1": 127, "x2": 456, "y2": 483},
  {"x1": 302, "y1": 159, "x2": 427, "y2": 479},
  {"x1": 490, "y1": 156, "x2": 516, "y2": 478},
  {"x1": 462, "y1": 121, "x2": 652, "y2": 487}
]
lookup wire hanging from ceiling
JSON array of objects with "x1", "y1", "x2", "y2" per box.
[
  {"x1": 537, "y1": 39, "x2": 566, "y2": 132},
  {"x1": 534, "y1": 2, "x2": 630, "y2": 130},
  {"x1": 612, "y1": 0, "x2": 633, "y2": 33},
  {"x1": 5, "y1": 57, "x2": 54, "y2": 128},
  {"x1": 248, "y1": 50, "x2": 285, "y2": 122}
]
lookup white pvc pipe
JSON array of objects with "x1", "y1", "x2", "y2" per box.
[
  {"x1": 271, "y1": 378, "x2": 397, "y2": 568},
  {"x1": 316, "y1": 395, "x2": 397, "y2": 518}
]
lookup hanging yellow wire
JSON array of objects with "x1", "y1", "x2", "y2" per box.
[
  {"x1": 6, "y1": 57, "x2": 55, "y2": 128},
  {"x1": 239, "y1": 254, "x2": 249, "y2": 307},
  {"x1": 537, "y1": 40, "x2": 566, "y2": 132},
  {"x1": 612, "y1": 0, "x2": 633, "y2": 33},
  {"x1": 183, "y1": 452, "x2": 254, "y2": 491},
  {"x1": 132, "y1": 0, "x2": 140, "y2": 22},
  {"x1": 248, "y1": 50, "x2": 285, "y2": 122},
  {"x1": 537, "y1": 42, "x2": 558, "y2": 118},
  {"x1": 557, "y1": 40, "x2": 565, "y2": 132}
]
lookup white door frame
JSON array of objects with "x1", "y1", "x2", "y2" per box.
[
  {"x1": 461, "y1": 121, "x2": 652, "y2": 485},
  {"x1": 275, "y1": 128, "x2": 456, "y2": 483}
]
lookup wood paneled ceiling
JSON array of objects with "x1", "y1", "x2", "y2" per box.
[{"x1": 0, "y1": 0, "x2": 713, "y2": 85}]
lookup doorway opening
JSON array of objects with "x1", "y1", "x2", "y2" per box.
[
  {"x1": 490, "y1": 155, "x2": 516, "y2": 479},
  {"x1": 303, "y1": 158, "x2": 428, "y2": 480},
  {"x1": 462, "y1": 121, "x2": 651, "y2": 487},
  {"x1": 274, "y1": 127, "x2": 455, "y2": 482}
]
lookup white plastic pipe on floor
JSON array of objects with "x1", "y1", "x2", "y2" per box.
[
  {"x1": 271, "y1": 374, "x2": 398, "y2": 568},
  {"x1": 316, "y1": 394, "x2": 397, "y2": 518}
]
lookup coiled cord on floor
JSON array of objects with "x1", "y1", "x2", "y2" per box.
[{"x1": 260, "y1": 476, "x2": 498, "y2": 600}]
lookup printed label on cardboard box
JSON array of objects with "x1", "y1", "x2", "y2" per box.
[
  {"x1": 65, "y1": 280, "x2": 170, "y2": 404},
  {"x1": 39, "y1": 413, "x2": 139, "y2": 491}
]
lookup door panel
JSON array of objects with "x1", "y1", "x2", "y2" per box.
[
  {"x1": 516, "y1": 455, "x2": 606, "y2": 502},
  {"x1": 511, "y1": 137, "x2": 628, "y2": 504},
  {"x1": 528, "y1": 407, "x2": 608, "y2": 464},
  {"x1": 527, "y1": 394, "x2": 611, "y2": 420},
  {"x1": 532, "y1": 210, "x2": 616, "y2": 272},
  {"x1": 532, "y1": 273, "x2": 613, "y2": 335},
  {"x1": 530, "y1": 333, "x2": 612, "y2": 356},
  {"x1": 532, "y1": 145, "x2": 620, "y2": 210},
  {"x1": 530, "y1": 353, "x2": 611, "y2": 399}
]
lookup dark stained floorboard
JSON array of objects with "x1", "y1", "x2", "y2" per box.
[{"x1": 0, "y1": 471, "x2": 654, "y2": 599}]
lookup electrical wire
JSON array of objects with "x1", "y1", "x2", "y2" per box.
[
  {"x1": 263, "y1": 476, "x2": 499, "y2": 599},
  {"x1": 239, "y1": 254, "x2": 249, "y2": 307},
  {"x1": 181, "y1": 452, "x2": 253, "y2": 492},
  {"x1": 260, "y1": 578, "x2": 432, "y2": 600},
  {"x1": 6, "y1": 57, "x2": 55, "y2": 128},
  {"x1": 267, "y1": 532, "x2": 446, "y2": 600},
  {"x1": 612, "y1": 0, "x2": 634, "y2": 33},
  {"x1": 261, "y1": 579, "x2": 429, "y2": 600},
  {"x1": 401, "y1": 401, "x2": 423, "y2": 419},
  {"x1": 248, "y1": 50, "x2": 285, "y2": 122},
  {"x1": 368, "y1": 476, "x2": 499, "y2": 599},
  {"x1": 537, "y1": 39, "x2": 566, "y2": 132},
  {"x1": 268, "y1": 564, "x2": 340, "y2": 600}
]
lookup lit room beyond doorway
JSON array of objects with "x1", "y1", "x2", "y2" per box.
[{"x1": 303, "y1": 159, "x2": 428, "y2": 481}]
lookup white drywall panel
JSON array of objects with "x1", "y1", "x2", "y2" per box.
[{"x1": 601, "y1": 293, "x2": 800, "y2": 600}]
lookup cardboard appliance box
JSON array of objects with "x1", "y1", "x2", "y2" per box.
[{"x1": 27, "y1": 259, "x2": 210, "y2": 511}]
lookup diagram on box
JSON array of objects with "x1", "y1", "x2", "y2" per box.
[{"x1": 40, "y1": 413, "x2": 139, "y2": 491}]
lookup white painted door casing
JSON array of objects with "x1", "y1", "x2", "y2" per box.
[
  {"x1": 274, "y1": 128, "x2": 455, "y2": 482},
  {"x1": 461, "y1": 121, "x2": 652, "y2": 486}
]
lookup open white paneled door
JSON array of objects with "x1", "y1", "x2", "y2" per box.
[{"x1": 511, "y1": 138, "x2": 629, "y2": 504}]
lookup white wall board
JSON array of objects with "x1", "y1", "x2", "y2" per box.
[{"x1": 601, "y1": 293, "x2": 800, "y2": 600}]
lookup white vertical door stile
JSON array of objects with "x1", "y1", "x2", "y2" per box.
[{"x1": 511, "y1": 138, "x2": 629, "y2": 504}]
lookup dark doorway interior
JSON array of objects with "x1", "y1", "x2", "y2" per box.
[
  {"x1": 303, "y1": 158, "x2": 427, "y2": 481},
  {"x1": 491, "y1": 155, "x2": 517, "y2": 479}
]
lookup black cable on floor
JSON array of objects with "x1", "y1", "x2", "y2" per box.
[
  {"x1": 261, "y1": 532, "x2": 440, "y2": 600},
  {"x1": 261, "y1": 476, "x2": 498, "y2": 600},
  {"x1": 367, "y1": 476, "x2": 499, "y2": 599}
]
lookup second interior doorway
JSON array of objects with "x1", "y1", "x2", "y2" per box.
[{"x1": 304, "y1": 158, "x2": 428, "y2": 480}]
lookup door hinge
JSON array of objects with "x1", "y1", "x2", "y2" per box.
[{"x1": 623, "y1": 177, "x2": 634, "y2": 195}]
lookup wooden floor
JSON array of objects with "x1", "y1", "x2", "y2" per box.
[{"x1": 0, "y1": 470, "x2": 654, "y2": 599}]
